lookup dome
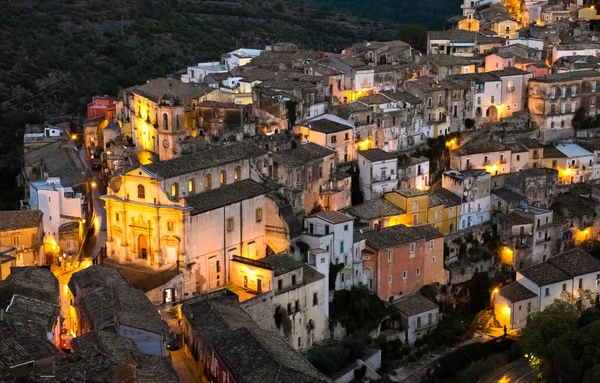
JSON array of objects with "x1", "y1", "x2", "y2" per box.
[{"x1": 159, "y1": 82, "x2": 182, "y2": 107}]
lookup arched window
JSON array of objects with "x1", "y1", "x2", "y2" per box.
[
  {"x1": 171, "y1": 183, "x2": 179, "y2": 198},
  {"x1": 137, "y1": 185, "x2": 145, "y2": 199},
  {"x1": 163, "y1": 113, "x2": 169, "y2": 131},
  {"x1": 234, "y1": 166, "x2": 242, "y2": 181},
  {"x1": 220, "y1": 170, "x2": 227, "y2": 185},
  {"x1": 204, "y1": 174, "x2": 212, "y2": 190},
  {"x1": 188, "y1": 179, "x2": 195, "y2": 194}
]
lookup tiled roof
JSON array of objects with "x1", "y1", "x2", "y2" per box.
[
  {"x1": 492, "y1": 187, "x2": 527, "y2": 202},
  {"x1": 24, "y1": 141, "x2": 89, "y2": 187},
  {"x1": 185, "y1": 179, "x2": 271, "y2": 215},
  {"x1": 132, "y1": 77, "x2": 212, "y2": 102},
  {"x1": 307, "y1": 118, "x2": 352, "y2": 134},
  {"x1": 394, "y1": 294, "x2": 438, "y2": 317},
  {"x1": 344, "y1": 199, "x2": 406, "y2": 220},
  {"x1": 0, "y1": 267, "x2": 59, "y2": 305},
  {"x1": 380, "y1": 91, "x2": 423, "y2": 105},
  {"x1": 547, "y1": 249, "x2": 600, "y2": 278},
  {"x1": 272, "y1": 143, "x2": 335, "y2": 168},
  {"x1": 260, "y1": 253, "x2": 304, "y2": 277},
  {"x1": 429, "y1": 188, "x2": 461, "y2": 208},
  {"x1": 358, "y1": 148, "x2": 398, "y2": 162},
  {"x1": 490, "y1": 67, "x2": 530, "y2": 77},
  {"x1": 0, "y1": 338, "x2": 34, "y2": 368},
  {"x1": 452, "y1": 140, "x2": 512, "y2": 156},
  {"x1": 5, "y1": 295, "x2": 60, "y2": 338},
  {"x1": 411, "y1": 225, "x2": 443, "y2": 240},
  {"x1": 428, "y1": 30, "x2": 478, "y2": 43},
  {"x1": 68, "y1": 265, "x2": 130, "y2": 297},
  {"x1": 355, "y1": 93, "x2": 392, "y2": 105},
  {"x1": 364, "y1": 224, "x2": 424, "y2": 250},
  {"x1": 217, "y1": 327, "x2": 331, "y2": 383},
  {"x1": 308, "y1": 211, "x2": 353, "y2": 224},
  {"x1": 397, "y1": 156, "x2": 429, "y2": 169},
  {"x1": 530, "y1": 69, "x2": 600, "y2": 83},
  {"x1": 499, "y1": 282, "x2": 537, "y2": 303},
  {"x1": 0, "y1": 211, "x2": 42, "y2": 231},
  {"x1": 422, "y1": 54, "x2": 472, "y2": 67},
  {"x1": 392, "y1": 188, "x2": 429, "y2": 197},
  {"x1": 518, "y1": 262, "x2": 571, "y2": 286},
  {"x1": 499, "y1": 211, "x2": 532, "y2": 226},
  {"x1": 143, "y1": 141, "x2": 265, "y2": 179},
  {"x1": 197, "y1": 100, "x2": 246, "y2": 109}
]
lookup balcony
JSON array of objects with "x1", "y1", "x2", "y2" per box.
[
  {"x1": 499, "y1": 158, "x2": 507, "y2": 164},
  {"x1": 372, "y1": 174, "x2": 397, "y2": 183},
  {"x1": 483, "y1": 160, "x2": 491, "y2": 166}
]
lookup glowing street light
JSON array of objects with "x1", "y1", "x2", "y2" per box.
[
  {"x1": 91, "y1": 181, "x2": 97, "y2": 188},
  {"x1": 71, "y1": 134, "x2": 77, "y2": 140}
]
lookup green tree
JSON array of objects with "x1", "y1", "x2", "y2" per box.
[
  {"x1": 397, "y1": 26, "x2": 428, "y2": 51},
  {"x1": 350, "y1": 284, "x2": 372, "y2": 324}
]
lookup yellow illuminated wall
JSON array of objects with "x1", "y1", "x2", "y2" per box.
[
  {"x1": 427, "y1": 204, "x2": 458, "y2": 235},
  {"x1": 458, "y1": 18, "x2": 480, "y2": 32},
  {"x1": 384, "y1": 192, "x2": 429, "y2": 226}
]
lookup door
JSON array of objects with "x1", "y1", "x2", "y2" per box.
[
  {"x1": 257, "y1": 279, "x2": 262, "y2": 293},
  {"x1": 138, "y1": 234, "x2": 148, "y2": 260}
]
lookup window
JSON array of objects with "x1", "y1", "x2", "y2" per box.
[
  {"x1": 243, "y1": 275, "x2": 248, "y2": 288},
  {"x1": 234, "y1": 166, "x2": 242, "y2": 180},
  {"x1": 341, "y1": 273, "x2": 345, "y2": 282},
  {"x1": 551, "y1": 87, "x2": 556, "y2": 99},
  {"x1": 409, "y1": 243, "x2": 415, "y2": 257},
  {"x1": 571, "y1": 101, "x2": 576, "y2": 113},
  {"x1": 550, "y1": 104, "x2": 556, "y2": 114},
  {"x1": 429, "y1": 240, "x2": 434, "y2": 251},
  {"x1": 115, "y1": 213, "x2": 120, "y2": 222},
  {"x1": 188, "y1": 179, "x2": 195, "y2": 194},
  {"x1": 204, "y1": 174, "x2": 212, "y2": 190},
  {"x1": 340, "y1": 241, "x2": 344, "y2": 253},
  {"x1": 216, "y1": 260, "x2": 221, "y2": 272},
  {"x1": 416, "y1": 267, "x2": 420, "y2": 276},
  {"x1": 412, "y1": 200, "x2": 419, "y2": 212},
  {"x1": 287, "y1": 303, "x2": 292, "y2": 314},
  {"x1": 491, "y1": 95, "x2": 495, "y2": 103},
  {"x1": 220, "y1": 170, "x2": 227, "y2": 185},
  {"x1": 571, "y1": 86, "x2": 576, "y2": 97},
  {"x1": 592, "y1": 97, "x2": 596, "y2": 107},
  {"x1": 137, "y1": 185, "x2": 145, "y2": 199},
  {"x1": 561, "y1": 87, "x2": 566, "y2": 98},
  {"x1": 388, "y1": 275, "x2": 393, "y2": 284},
  {"x1": 427, "y1": 97, "x2": 432, "y2": 107},
  {"x1": 330, "y1": 135, "x2": 337, "y2": 144},
  {"x1": 227, "y1": 218, "x2": 234, "y2": 232},
  {"x1": 545, "y1": 287, "x2": 550, "y2": 296},
  {"x1": 344, "y1": 224, "x2": 348, "y2": 231},
  {"x1": 313, "y1": 292, "x2": 318, "y2": 306},
  {"x1": 432, "y1": 256, "x2": 437, "y2": 263},
  {"x1": 402, "y1": 271, "x2": 408, "y2": 280},
  {"x1": 255, "y1": 208, "x2": 263, "y2": 222},
  {"x1": 579, "y1": 278, "x2": 583, "y2": 289},
  {"x1": 561, "y1": 103, "x2": 566, "y2": 114},
  {"x1": 163, "y1": 113, "x2": 169, "y2": 130},
  {"x1": 388, "y1": 250, "x2": 393, "y2": 263},
  {"x1": 277, "y1": 279, "x2": 283, "y2": 290},
  {"x1": 344, "y1": 132, "x2": 349, "y2": 141},
  {"x1": 562, "y1": 283, "x2": 567, "y2": 292},
  {"x1": 292, "y1": 275, "x2": 297, "y2": 285},
  {"x1": 295, "y1": 300, "x2": 300, "y2": 312},
  {"x1": 257, "y1": 279, "x2": 262, "y2": 292},
  {"x1": 593, "y1": 82, "x2": 597, "y2": 93},
  {"x1": 171, "y1": 183, "x2": 178, "y2": 198},
  {"x1": 167, "y1": 221, "x2": 174, "y2": 231}
]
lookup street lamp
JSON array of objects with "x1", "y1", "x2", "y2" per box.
[
  {"x1": 71, "y1": 134, "x2": 77, "y2": 141},
  {"x1": 91, "y1": 181, "x2": 97, "y2": 188}
]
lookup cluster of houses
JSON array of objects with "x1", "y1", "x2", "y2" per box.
[{"x1": 6, "y1": 0, "x2": 600, "y2": 381}]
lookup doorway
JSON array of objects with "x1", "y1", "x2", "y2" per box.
[
  {"x1": 163, "y1": 288, "x2": 174, "y2": 303},
  {"x1": 138, "y1": 234, "x2": 148, "y2": 260}
]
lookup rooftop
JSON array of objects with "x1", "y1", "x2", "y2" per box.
[
  {"x1": 394, "y1": 294, "x2": 438, "y2": 317},
  {"x1": 307, "y1": 118, "x2": 353, "y2": 134},
  {"x1": 0, "y1": 211, "x2": 42, "y2": 232},
  {"x1": 5, "y1": 295, "x2": 60, "y2": 338},
  {"x1": 132, "y1": 77, "x2": 212, "y2": 103},
  {"x1": 0, "y1": 338, "x2": 34, "y2": 369},
  {"x1": 452, "y1": 140, "x2": 512, "y2": 156},
  {"x1": 344, "y1": 199, "x2": 406, "y2": 220},
  {"x1": 428, "y1": 188, "x2": 461, "y2": 208},
  {"x1": 185, "y1": 179, "x2": 271, "y2": 215},
  {"x1": 68, "y1": 265, "x2": 131, "y2": 297},
  {"x1": 428, "y1": 30, "x2": 478, "y2": 43},
  {"x1": 530, "y1": 69, "x2": 600, "y2": 83},
  {"x1": 355, "y1": 93, "x2": 393, "y2": 105},
  {"x1": 308, "y1": 210, "x2": 354, "y2": 224},
  {"x1": 499, "y1": 282, "x2": 538, "y2": 303},
  {"x1": 379, "y1": 91, "x2": 423, "y2": 105},
  {"x1": 398, "y1": 156, "x2": 429, "y2": 169},
  {"x1": 547, "y1": 249, "x2": 600, "y2": 278},
  {"x1": 490, "y1": 67, "x2": 530, "y2": 77},
  {"x1": 0, "y1": 267, "x2": 59, "y2": 306},
  {"x1": 272, "y1": 142, "x2": 335, "y2": 168},
  {"x1": 364, "y1": 224, "x2": 427, "y2": 251},
  {"x1": 555, "y1": 143, "x2": 593, "y2": 158},
  {"x1": 358, "y1": 148, "x2": 398, "y2": 162},
  {"x1": 518, "y1": 261, "x2": 571, "y2": 286},
  {"x1": 24, "y1": 141, "x2": 88, "y2": 187},
  {"x1": 260, "y1": 253, "x2": 304, "y2": 277},
  {"x1": 143, "y1": 141, "x2": 265, "y2": 179},
  {"x1": 391, "y1": 188, "x2": 429, "y2": 198},
  {"x1": 492, "y1": 187, "x2": 527, "y2": 202},
  {"x1": 422, "y1": 54, "x2": 472, "y2": 67}
]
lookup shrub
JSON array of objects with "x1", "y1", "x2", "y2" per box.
[
  {"x1": 414, "y1": 338, "x2": 424, "y2": 348},
  {"x1": 401, "y1": 345, "x2": 411, "y2": 355},
  {"x1": 415, "y1": 348, "x2": 423, "y2": 358},
  {"x1": 407, "y1": 354, "x2": 417, "y2": 362}
]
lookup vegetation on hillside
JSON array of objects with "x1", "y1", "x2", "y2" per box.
[{"x1": 308, "y1": 0, "x2": 462, "y2": 29}]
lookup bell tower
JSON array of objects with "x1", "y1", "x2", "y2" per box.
[
  {"x1": 157, "y1": 83, "x2": 186, "y2": 161},
  {"x1": 462, "y1": 0, "x2": 475, "y2": 16}
]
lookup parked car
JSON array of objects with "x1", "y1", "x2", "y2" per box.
[
  {"x1": 166, "y1": 337, "x2": 179, "y2": 351},
  {"x1": 91, "y1": 158, "x2": 102, "y2": 170}
]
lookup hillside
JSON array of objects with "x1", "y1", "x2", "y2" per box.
[
  {"x1": 308, "y1": 0, "x2": 463, "y2": 29},
  {"x1": 0, "y1": 0, "x2": 398, "y2": 208}
]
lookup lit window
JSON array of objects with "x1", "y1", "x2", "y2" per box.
[
  {"x1": 188, "y1": 179, "x2": 195, "y2": 194},
  {"x1": 204, "y1": 174, "x2": 212, "y2": 190},
  {"x1": 234, "y1": 166, "x2": 242, "y2": 181},
  {"x1": 167, "y1": 221, "x2": 174, "y2": 231},
  {"x1": 220, "y1": 170, "x2": 227, "y2": 185},
  {"x1": 171, "y1": 183, "x2": 178, "y2": 198}
]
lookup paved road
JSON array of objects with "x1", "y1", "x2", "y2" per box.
[
  {"x1": 481, "y1": 359, "x2": 535, "y2": 383},
  {"x1": 78, "y1": 148, "x2": 107, "y2": 258}
]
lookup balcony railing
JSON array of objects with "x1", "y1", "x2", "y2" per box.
[
  {"x1": 372, "y1": 174, "x2": 397, "y2": 183},
  {"x1": 499, "y1": 158, "x2": 507, "y2": 164}
]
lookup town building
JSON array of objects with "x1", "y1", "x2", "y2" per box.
[
  {"x1": 362, "y1": 224, "x2": 445, "y2": 302},
  {"x1": 442, "y1": 170, "x2": 491, "y2": 230},
  {"x1": 528, "y1": 70, "x2": 600, "y2": 143},
  {"x1": 427, "y1": 30, "x2": 479, "y2": 57},
  {"x1": 344, "y1": 199, "x2": 405, "y2": 231},
  {"x1": 397, "y1": 156, "x2": 430, "y2": 190},
  {"x1": 181, "y1": 290, "x2": 332, "y2": 382},
  {"x1": 496, "y1": 249, "x2": 600, "y2": 329},
  {"x1": 357, "y1": 149, "x2": 399, "y2": 201},
  {"x1": 299, "y1": 115, "x2": 355, "y2": 163},
  {"x1": 492, "y1": 168, "x2": 559, "y2": 208},
  {"x1": 0, "y1": 211, "x2": 43, "y2": 268},
  {"x1": 394, "y1": 294, "x2": 440, "y2": 344},
  {"x1": 68, "y1": 266, "x2": 166, "y2": 356},
  {"x1": 301, "y1": 211, "x2": 356, "y2": 290}
]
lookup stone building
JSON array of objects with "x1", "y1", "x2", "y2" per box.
[
  {"x1": 0, "y1": 211, "x2": 43, "y2": 268},
  {"x1": 442, "y1": 170, "x2": 491, "y2": 230},
  {"x1": 528, "y1": 70, "x2": 600, "y2": 143}
]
